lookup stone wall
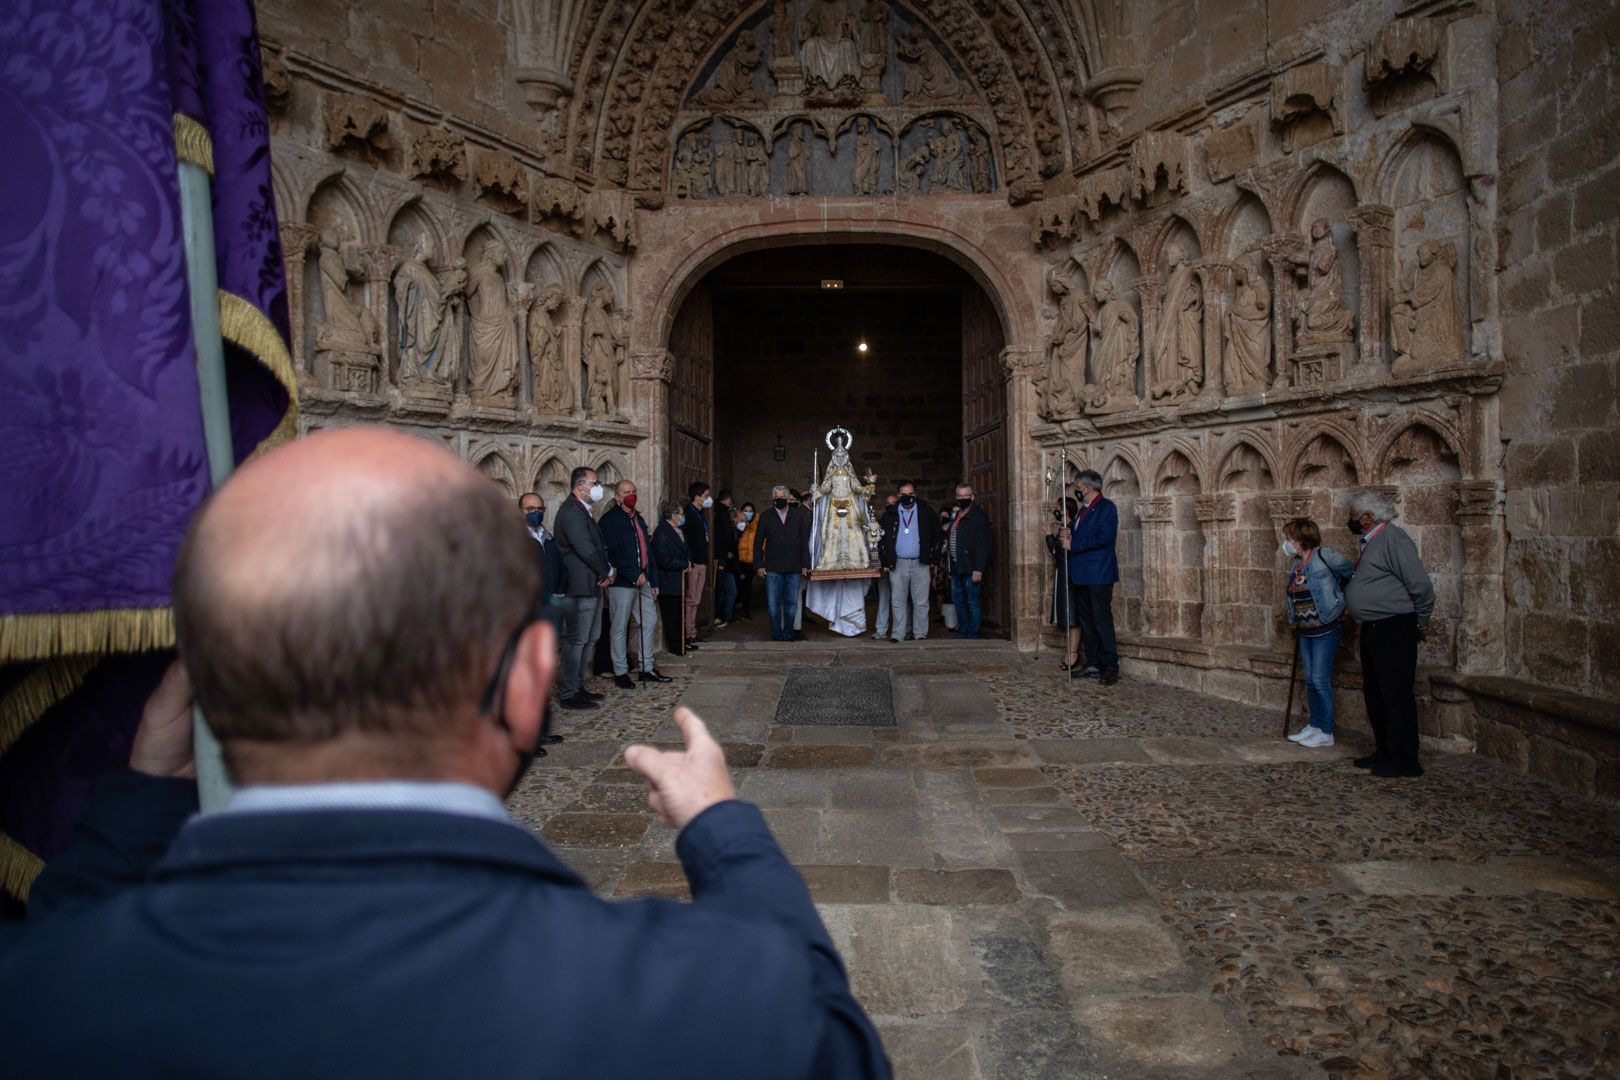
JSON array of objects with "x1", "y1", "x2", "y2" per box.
[{"x1": 714, "y1": 289, "x2": 965, "y2": 509}]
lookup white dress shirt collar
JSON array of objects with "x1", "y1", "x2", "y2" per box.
[{"x1": 217, "y1": 781, "x2": 513, "y2": 823}]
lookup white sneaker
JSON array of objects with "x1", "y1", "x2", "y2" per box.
[
  {"x1": 1299, "y1": 730, "x2": 1335, "y2": 748},
  {"x1": 1286, "y1": 725, "x2": 1321, "y2": 743}
]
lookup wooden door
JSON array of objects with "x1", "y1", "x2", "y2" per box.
[
  {"x1": 668, "y1": 288, "x2": 715, "y2": 623},
  {"x1": 962, "y1": 287, "x2": 1009, "y2": 633}
]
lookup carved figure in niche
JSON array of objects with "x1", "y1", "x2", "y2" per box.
[
  {"x1": 745, "y1": 132, "x2": 769, "y2": 195},
  {"x1": 715, "y1": 128, "x2": 745, "y2": 197},
  {"x1": 671, "y1": 142, "x2": 697, "y2": 199},
  {"x1": 853, "y1": 118, "x2": 881, "y2": 195},
  {"x1": 898, "y1": 27, "x2": 966, "y2": 103},
  {"x1": 785, "y1": 123, "x2": 811, "y2": 195},
  {"x1": 1086, "y1": 279, "x2": 1141, "y2": 412},
  {"x1": 582, "y1": 283, "x2": 618, "y2": 419},
  {"x1": 899, "y1": 121, "x2": 932, "y2": 193},
  {"x1": 861, "y1": 2, "x2": 889, "y2": 56},
  {"x1": 529, "y1": 285, "x2": 569, "y2": 413},
  {"x1": 800, "y1": 0, "x2": 860, "y2": 93},
  {"x1": 687, "y1": 132, "x2": 715, "y2": 198},
  {"x1": 313, "y1": 233, "x2": 382, "y2": 392},
  {"x1": 465, "y1": 248, "x2": 520, "y2": 404},
  {"x1": 1391, "y1": 240, "x2": 1465, "y2": 376},
  {"x1": 611, "y1": 307, "x2": 631, "y2": 417},
  {"x1": 1037, "y1": 276, "x2": 1089, "y2": 420},
  {"x1": 693, "y1": 35, "x2": 764, "y2": 108},
  {"x1": 967, "y1": 129, "x2": 991, "y2": 193},
  {"x1": 1221, "y1": 261, "x2": 1272, "y2": 396},
  {"x1": 392, "y1": 234, "x2": 464, "y2": 390},
  {"x1": 1294, "y1": 218, "x2": 1355, "y2": 343},
  {"x1": 1149, "y1": 244, "x2": 1204, "y2": 403},
  {"x1": 771, "y1": 0, "x2": 795, "y2": 58},
  {"x1": 927, "y1": 118, "x2": 966, "y2": 191}
]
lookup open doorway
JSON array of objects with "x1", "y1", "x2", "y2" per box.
[{"x1": 666, "y1": 241, "x2": 1009, "y2": 635}]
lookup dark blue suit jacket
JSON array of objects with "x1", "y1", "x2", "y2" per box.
[
  {"x1": 1066, "y1": 496, "x2": 1120, "y2": 586},
  {"x1": 1, "y1": 770, "x2": 890, "y2": 1079},
  {"x1": 600, "y1": 504, "x2": 658, "y2": 590},
  {"x1": 533, "y1": 527, "x2": 564, "y2": 596}
]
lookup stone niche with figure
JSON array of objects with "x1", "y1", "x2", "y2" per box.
[{"x1": 667, "y1": 0, "x2": 997, "y2": 200}]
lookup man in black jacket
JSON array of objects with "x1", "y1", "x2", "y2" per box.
[
  {"x1": 555, "y1": 466, "x2": 611, "y2": 708},
  {"x1": 947, "y1": 482, "x2": 992, "y2": 639},
  {"x1": 519, "y1": 491, "x2": 563, "y2": 602},
  {"x1": 753, "y1": 484, "x2": 812, "y2": 642},
  {"x1": 878, "y1": 482, "x2": 940, "y2": 642},
  {"x1": 600, "y1": 480, "x2": 671, "y2": 688},
  {"x1": 680, "y1": 481, "x2": 714, "y2": 648}
]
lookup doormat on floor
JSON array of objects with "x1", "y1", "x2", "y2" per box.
[{"x1": 773, "y1": 667, "x2": 896, "y2": 727}]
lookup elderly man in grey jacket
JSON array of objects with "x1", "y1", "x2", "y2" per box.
[{"x1": 1342, "y1": 489, "x2": 1435, "y2": 778}]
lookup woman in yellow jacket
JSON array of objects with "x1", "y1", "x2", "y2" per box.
[{"x1": 736, "y1": 501, "x2": 759, "y2": 621}]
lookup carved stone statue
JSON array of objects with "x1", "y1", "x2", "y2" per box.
[
  {"x1": 1221, "y1": 262, "x2": 1272, "y2": 396},
  {"x1": 688, "y1": 132, "x2": 715, "y2": 198},
  {"x1": 1391, "y1": 240, "x2": 1464, "y2": 376},
  {"x1": 810, "y1": 432, "x2": 878, "y2": 572},
  {"x1": 715, "y1": 128, "x2": 746, "y2": 197},
  {"x1": 582, "y1": 283, "x2": 617, "y2": 418},
  {"x1": 898, "y1": 27, "x2": 966, "y2": 102},
  {"x1": 1087, "y1": 280, "x2": 1141, "y2": 412},
  {"x1": 465, "y1": 248, "x2": 520, "y2": 404},
  {"x1": 693, "y1": 35, "x2": 763, "y2": 108},
  {"x1": 853, "y1": 118, "x2": 880, "y2": 195},
  {"x1": 770, "y1": 0, "x2": 795, "y2": 58},
  {"x1": 313, "y1": 233, "x2": 382, "y2": 392},
  {"x1": 899, "y1": 121, "x2": 931, "y2": 193},
  {"x1": 967, "y1": 129, "x2": 991, "y2": 193},
  {"x1": 745, "y1": 132, "x2": 769, "y2": 195},
  {"x1": 611, "y1": 306, "x2": 631, "y2": 416},
  {"x1": 1295, "y1": 218, "x2": 1356, "y2": 342},
  {"x1": 861, "y1": 1, "x2": 889, "y2": 56},
  {"x1": 1038, "y1": 276, "x2": 1089, "y2": 420},
  {"x1": 392, "y1": 234, "x2": 462, "y2": 391},
  {"x1": 528, "y1": 285, "x2": 568, "y2": 412},
  {"x1": 785, "y1": 123, "x2": 811, "y2": 195},
  {"x1": 800, "y1": 0, "x2": 860, "y2": 93},
  {"x1": 1149, "y1": 244, "x2": 1204, "y2": 402},
  {"x1": 927, "y1": 118, "x2": 965, "y2": 191}
]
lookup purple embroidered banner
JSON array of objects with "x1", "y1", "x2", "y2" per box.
[{"x1": 0, "y1": 0, "x2": 291, "y2": 895}]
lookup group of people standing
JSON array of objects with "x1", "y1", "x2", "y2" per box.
[{"x1": 872, "y1": 482, "x2": 992, "y2": 641}]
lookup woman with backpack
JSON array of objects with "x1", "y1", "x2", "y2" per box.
[{"x1": 1281, "y1": 516, "x2": 1356, "y2": 748}]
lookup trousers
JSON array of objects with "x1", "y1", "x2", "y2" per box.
[
  {"x1": 1359, "y1": 612, "x2": 1420, "y2": 764},
  {"x1": 1297, "y1": 625, "x2": 1343, "y2": 733},
  {"x1": 656, "y1": 594, "x2": 684, "y2": 654},
  {"x1": 766, "y1": 571, "x2": 801, "y2": 641},
  {"x1": 608, "y1": 582, "x2": 658, "y2": 675},
  {"x1": 1072, "y1": 583, "x2": 1118, "y2": 672},
  {"x1": 889, "y1": 558, "x2": 930, "y2": 640},
  {"x1": 715, "y1": 569, "x2": 736, "y2": 622},
  {"x1": 873, "y1": 574, "x2": 891, "y2": 637},
  {"x1": 683, "y1": 564, "x2": 707, "y2": 641},
  {"x1": 559, "y1": 592, "x2": 603, "y2": 698},
  {"x1": 950, "y1": 575, "x2": 982, "y2": 638}
]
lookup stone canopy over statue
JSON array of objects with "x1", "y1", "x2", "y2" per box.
[{"x1": 806, "y1": 427, "x2": 882, "y2": 635}]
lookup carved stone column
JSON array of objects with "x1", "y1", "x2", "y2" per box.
[
  {"x1": 1133, "y1": 276, "x2": 1162, "y2": 402},
  {"x1": 512, "y1": 285, "x2": 537, "y2": 410},
  {"x1": 1261, "y1": 234, "x2": 1304, "y2": 393},
  {"x1": 631, "y1": 349, "x2": 674, "y2": 501},
  {"x1": 562, "y1": 296, "x2": 584, "y2": 416},
  {"x1": 1195, "y1": 493, "x2": 1237, "y2": 642},
  {"x1": 1002, "y1": 347, "x2": 1047, "y2": 649},
  {"x1": 280, "y1": 223, "x2": 320, "y2": 382},
  {"x1": 1350, "y1": 204, "x2": 1394, "y2": 373},
  {"x1": 1136, "y1": 496, "x2": 1177, "y2": 637},
  {"x1": 1200, "y1": 261, "x2": 1232, "y2": 401},
  {"x1": 1453, "y1": 479, "x2": 1505, "y2": 675},
  {"x1": 358, "y1": 244, "x2": 400, "y2": 385}
]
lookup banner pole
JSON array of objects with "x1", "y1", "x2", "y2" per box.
[{"x1": 177, "y1": 153, "x2": 235, "y2": 812}]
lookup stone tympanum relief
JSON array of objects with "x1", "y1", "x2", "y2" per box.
[
  {"x1": 313, "y1": 233, "x2": 383, "y2": 393},
  {"x1": 1086, "y1": 280, "x2": 1141, "y2": 414},
  {"x1": 465, "y1": 249, "x2": 521, "y2": 405},
  {"x1": 1149, "y1": 245, "x2": 1205, "y2": 404},
  {"x1": 1222, "y1": 261, "x2": 1272, "y2": 396},
  {"x1": 392, "y1": 234, "x2": 465, "y2": 393},
  {"x1": 799, "y1": 0, "x2": 862, "y2": 98},
  {"x1": 1036, "y1": 275, "x2": 1089, "y2": 421},
  {"x1": 1391, "y1": 240, "x2": 1465, "y2": 377},
  {"x1": 528, "y1": 285, "x2": 569, "y2": 413},
  {"x1": 853, "y1": 117, "x2": 881, "y2": 194}
]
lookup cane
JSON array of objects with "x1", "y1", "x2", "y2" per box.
[
  {"x1": 1281, "y1": 632, "x2": 1300, "y2": 738},
  {"x1": 681, "y1": 566, "x2": 690, "y2": 657}
]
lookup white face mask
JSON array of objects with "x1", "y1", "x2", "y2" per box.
[
  {"x1": 737, "y1": 521, "x2": 746, "y2": 532},
  {"x1": 1281, "y1": 539, "x2": 1300, "y2": 559},
  {"x1": 701, "y1": 496, "x2": 714, "y2": 509},
  {"x1": 587, "y1": 483, "x2": 604, "y2": 503}
]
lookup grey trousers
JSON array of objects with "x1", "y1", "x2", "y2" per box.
[
  {"x1": 873, "y1": 573, "x2": 892, "y2": 636},
  {"x1": 890, "y1": 558, "x2": 931, "y2": 640},
  {"x1": 608, "y1": 582, "x2": 657, "y2": 675},
  {"x1": 560, "y1": 592, "x2": 603, "y2": 698}
]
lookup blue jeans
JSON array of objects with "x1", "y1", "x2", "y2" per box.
[
  {"x1": 950, "y1": 574, "x2": 982, "y2": 638},
  {"x1": 715, "y1": 569, "x2": 736, "y2": 621},
  {"x1": 766, "y1": 571, "x2": 801, "y2": 641},
  {"x1": 1297, "y1": 625, "x2": 1342, "y2": 733}
]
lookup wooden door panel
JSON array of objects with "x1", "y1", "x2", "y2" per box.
[
  {"x1": 668, "y1": 288, "x2": 715, "y2": 624},
  {"x1": 961, "y1": 288, "x2": 1008, "y2": 633}
]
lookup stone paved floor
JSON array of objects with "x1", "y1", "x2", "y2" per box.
[{"x1": 509, "y1": 632, "x2": 1620, "y2": 1079}]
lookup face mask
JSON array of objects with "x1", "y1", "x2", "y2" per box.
[
  {"x1": 676, "y1": 515, "x2": 686, "y2": 528},
  {"x1": 899, "y1": 494, "x2": 916, "y2": 507},
  {"x1": 737, "y1": 521, "x2": 746, "y2": 531},
  {"x1": 743, "y1": 510, "x2": 754, "y2": 521},
  {"x1": 1346, "y1": 517, "x2": 1364, "y2": 536},
  {"x1": 621, "y1": 493, "x2": 637, "y2": 510},
  {"x1": 957, "y1": 497, "x2": 973, "y2": 509},
  {"x1": 524, "y1": 510, "x2": 542, "y2": 529},
  {"x1": 774, "y1": 498, "x2": 788, "y2": 510},
  {"x1": 1281, "y1": 539, "x2": 1299, "y2": 558},
  {"x1": 587, "y1": 483, "x2": 604, "y2": 503},
  {"x1": 701, "y1": 496, "x2": 714, "y2": 509}
]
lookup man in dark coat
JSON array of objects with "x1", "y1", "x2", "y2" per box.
[
  {"x1": 946, "y1": 482, "x2": 992, "y2": 639},
  {"x1": 554, "y1": 466, "x2": 611, "y2": 709},
  {"x1": 680, "y1": 481, "x2": 714, "y2": 648},
  {"x1": 600, "y1": 479, "x2": 671, "y2": 688},
  {"x1": 0, "y1": 428, "x2": 890, "y2": 1079},
  {"x1": 1061, "y1": 468, "x2": 1121, "y2": 685},
  {"x1": 753, "y1": 484, "x2": 812, "y2": 642},
  {"x1": 520, "y1": 491, "x2": 563, "y2": 602},
  {"x1": 878, "y1": 482, "x2": 940, "y2": 642}
]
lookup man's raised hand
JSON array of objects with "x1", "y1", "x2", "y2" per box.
[
  {"x1": 624, "y1": 707, "x2": 736, "y2": 830},
  {"x1": 129, "y1": 660, "x2": 197, "y2": 779}
]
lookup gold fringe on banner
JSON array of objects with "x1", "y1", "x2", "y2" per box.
[
  {"x1": 0, "y1": 609, "x2": 173, "y2": 666},
  {"x1": 219, "y1": 289, "x2": 300, "y2": 459},
  {"x1": 0, "y1": 657, "x2": 99, "y2": 756},
  {"x1": 1, "y1": 829, "x2": 45, "y2": 903},
  {"x1": 172, "y1": 112, "x2": 215, "y2": 175}
]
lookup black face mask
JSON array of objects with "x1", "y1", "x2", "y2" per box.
[
  {"x1": 1346, "y1": 517, "x2": 1364, "y2": 536},
  {"x1": 524, "y1": 509, "x2": 543, "y2": 529},
  {"x1": 774, "y1": 497, "x2": 788, "y2": 510},
  {"x1": 481, "y1": 600, "x2": 562, "y2": 799},
  {"x1": 957, "y1": 497, "x2": 973, "y2": 509},
  {"x1": 899, "y1": 494, "x2": 916, "y2": 507}
]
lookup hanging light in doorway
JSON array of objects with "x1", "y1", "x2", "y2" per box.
[{"x1": 856, "y1": 339, "x2": 869, "y2": 355}]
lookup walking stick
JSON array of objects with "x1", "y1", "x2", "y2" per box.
[
  {"x1": 1281, "y1": 632, "x2": 1300, "y2": 737},
  {"x1": 681, "y1": 566, "x2": 690, "y2": 657}
]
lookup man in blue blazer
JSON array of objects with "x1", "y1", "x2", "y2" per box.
[
  {"x1": 1061, "y1": 468, "x2": 1121, "y2": 685},
  {"x1": 0, "y1": 428, "x2": 890, "y2": 1080},
  {"x1": 520, "y1": 490, "x2": 564, "y2": 602}
]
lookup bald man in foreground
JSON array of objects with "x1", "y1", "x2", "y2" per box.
[{"x1": 0, "y1": 428, "x2": 890, "y2": 1079}]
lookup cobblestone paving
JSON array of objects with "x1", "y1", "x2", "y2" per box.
[{"x1": 987, "y1": 672, "x2": 1278, "y2": 739}]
